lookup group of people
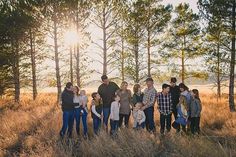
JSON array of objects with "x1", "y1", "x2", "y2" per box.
[{"x1": 59, "y1": 75, "x2": 202, "y2": 138}]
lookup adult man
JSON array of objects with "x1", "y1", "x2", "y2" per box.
[
  {"x1": 98, "y1": 75, "x2": 120, "y2": 132},
  {"x1": 142, "y1": 78, "x2": 157, "y2": 133},
  {"x1": 157, "y1": 84, "x2": 173, "y2": 135},
  {"x1": 170, "y1": 77, "x2": 180, "y2": 120}
]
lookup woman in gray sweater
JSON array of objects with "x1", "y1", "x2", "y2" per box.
[
  {"x1": 117, "y1": 81, "x2": 132, "y2": 128},
  {"x1": 190, "y1": 89, "x2": 202, "y2": 134}
]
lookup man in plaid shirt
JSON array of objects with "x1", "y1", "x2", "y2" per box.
[{"x1": 157, "y1": 83, "x2": 173, "y2": 134}]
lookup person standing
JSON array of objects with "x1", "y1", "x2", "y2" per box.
[
  {"x1": 117, "y1": 81, "x2": 132, "y2": 128},
  {"x1": 98, "y1": 75, "x2": 120, "y2": 132},
  {"x1": 142, "y1": 78, "x2": 157, "y2": 133},
  {"x1": 60, "y1": 82, "x2": 75, "y2": 138},
  {"x1": 157, "y1": 84, "x2": 173, "y2": 135},
  {"x1": 132, "y1": 84, "x2": 144, "y2": 106},
  {"x1": 190, "y1": 89, "x2": 202, "y2": 134},
  {"x1": 170, "y1": 77, "x2": 180, "y2": 120},
  {"x1": 110, "y1": 95, "x2": 121, "y2": 136}
]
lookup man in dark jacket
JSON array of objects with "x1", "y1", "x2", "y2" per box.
[
  {"x1": 60, "y1": 82, "x2": 74, "y2": 138},
  {"x1": 170, "y1": 77, "x2": 180, "y2": 120},
  {"x1": 98, "y1": 75, "x2": 120, "y2": 132}
]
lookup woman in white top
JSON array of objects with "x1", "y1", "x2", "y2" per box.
[{"x1": 73, "y1": 86, "x2": 88, "y2": 137}]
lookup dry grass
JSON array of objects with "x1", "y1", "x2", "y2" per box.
[{"x1": 0, "y1": 93, "x2": 236, "y2": 157}]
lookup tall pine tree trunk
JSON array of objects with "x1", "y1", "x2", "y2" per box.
[
  {"x1": 70, "y1": 46, "x2": 73, "y2": 84},
  {"x1": 76, "y1": 11, "x2": 81, "y2": 87},
  {"x1": 121, "y1": 33, "x2": 125, "y2": 82},
  {"x1": 229, "y1": 0, "x2": 236, "y2": 111},
  {"x1": 181, "y1": 36, "x2": 186, "y2": 83},
  {"x1": 12, "y1": 40, "x2": 20, "y2": 102},
  {"x1": 217, "y1": 42, "x2": 221, "y2": 99},
  {"x1": 134, "y1": 42, "x2": 139, "y2": 83},
  {"x1": 53, "y1": 9, "x2": 61, "y2": 102},
  {"x1": 147, "y1": 29, "x2": 151, "y2": 77},
  {"x1": 102, "y1": 7, "x2": 107, "y2": 76},
  {"x1": 29, "y1": 29, "x2": 37, "y2": 100}
]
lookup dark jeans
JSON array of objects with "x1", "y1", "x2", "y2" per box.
[
  {"x1": 190, "y1": 117, "x2": 200, "y2": 134},
  {"x1": 60, "y1": 110, "x2": 74, "y2": 138},
  {"x1": 73, "y1": 107, "x2": 88, "y2": 136},
  {"x1": 93, "y1": 116, "x2": 101, "y2": 135},
  {"x1": 103, "y1": 107, "x2": 110, "y2": 127},
  {"x1": 135, "y1": 122, "x2": 145, "y2": 129},
  {"x1": 160, "y1": 113, "x2": 171, "y2": 134},
  {"x1": 144, "y1": 106, "x2": 155, "y2": 132},
  {"x1": 110, "y1": 119, "x2": 119, "y2": 135},
  {"x1": 172, "y1": 104, "x2": 178, "y2": 120},
  {"x1": 119, "y1": 113, "x2": 130, "y2": 128}
]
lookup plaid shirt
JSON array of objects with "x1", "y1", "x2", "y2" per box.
[
  {"x1": 142, "y1": 86, "x2": 157, "y2": 109},
  {"x1": 157, "y1": 92, "x2": 173, "y2": 115}
]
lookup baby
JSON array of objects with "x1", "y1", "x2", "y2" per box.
[
  {"x1": 79, "y1": 90, "x2": 88, "y2": 114},
  {"x1": 133, "y1": 102, "x2": 146, "y2": 129}
]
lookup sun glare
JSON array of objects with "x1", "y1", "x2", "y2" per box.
[{"x1": 64, "y1": 28, "x2": 79, "y2": 46}]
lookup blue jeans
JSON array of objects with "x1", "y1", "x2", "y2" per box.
[
  {"x1": 60, "y1": 110, "x2": 74, "y2": 137},
  {"x1": 103, "y1": 107, "x2": 110, "y2": 126},
  {"x1": 93, "y1": 116, "x2": 101, "y2": 135},
  {"x1": 144, "y1": 106, "x2": 155, "y2": 132},
  {"x1": 110, "y1": 119, "x2": 119, "y2": 135},
  {"x1": 73, "y1": 107, "x2": 88, "y2": 136}
]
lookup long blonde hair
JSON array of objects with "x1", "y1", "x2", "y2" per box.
[{"x1": 179, "y1": 95, "x2": 188, "y2": 109}]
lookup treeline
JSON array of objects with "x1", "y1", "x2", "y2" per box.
[{"x1": 0, "y1": 0, "x2": 235, "y2": 111}]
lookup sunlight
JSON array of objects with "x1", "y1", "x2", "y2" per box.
[{"x1": 64, "y1": 28, "x2": 79, "y2": 46}]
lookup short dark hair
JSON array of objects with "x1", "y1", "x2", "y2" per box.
[
  {"x1": 162, "y1": 83, "x2": 170, "y2": 89},
  {"x1": 146, "y1": 77, "x2": 154, "y2": 82},
  {"x1": 101, "y1": 75, "x2": 108, "y2": 81},
  {"x1": 171, "y1": 77, "x2": 177, "y2": 83},
  {"x1": 66, "y1": 82, "x2": 73, "y2": 89}
]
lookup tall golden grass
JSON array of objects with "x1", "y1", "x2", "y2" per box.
[{"x1": 0, "y1": 93, "x2": 236, "y2": 157}]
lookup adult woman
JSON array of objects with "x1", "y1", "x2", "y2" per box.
[{"x1": 117, "y1": 81, "x2": 132, "y2": 128}]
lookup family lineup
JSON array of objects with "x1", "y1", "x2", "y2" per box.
[{"x1": 59, "y1": 75, "x2": 202, "y2": 138}]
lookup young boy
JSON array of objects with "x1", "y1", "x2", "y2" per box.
[
  {"x1": 157, "y1": 84, "x2": 173, "y2": 135},
  {"x1": 110, "y1": 94, "x2": 120, "y2": 136},
  {"x1": 133, "y1": 102, "x2": 146, "y2": 129},
  {"x1": 91, "y1": 92, "x2": 103, "y2": 135}
]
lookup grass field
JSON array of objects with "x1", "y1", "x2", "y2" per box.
[{"x1": 0, "y1": 93, "x2": 236, "y2": 157}]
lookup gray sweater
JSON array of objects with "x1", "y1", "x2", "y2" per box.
[{"x1": 190, "y1": 98, "x2": 202, "y2": 117}]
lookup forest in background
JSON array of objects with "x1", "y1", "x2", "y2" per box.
[{"x1": 0, "y1": 0, "x2": 235, "y2": 111}]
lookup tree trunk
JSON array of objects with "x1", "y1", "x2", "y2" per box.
[
  {"x1": 229, "y1": 0, "x2": 236, "y2": 111},
  {"x1": 76, "y1": 11, "x2": 81, "y2": 87},
  {"x1": 53, "y1": 8, "x2": 62, "y2": 102},
  {"x1": 217, "y1": 42, "x2": 221, "y2": 99},
  {"x1": 121, "y1": 36, "x2": 125, "y2": 82},
  {"x1": 181, "y1": 36, "x2": 186, "y2": 84},
  {"x1": 70, "y1": 45, "x2": 73, "y2": 84},
  {"x1": 134, "y1": 42, "x2": 139, "y2": 83},
  {"x1": 12, "y1": 40, "x2": 20, "y2": 102},
  {"x1": 147, "y1": 29, "x2": 151, "y2": 77},
  {"x1": 29, "y1": 29, "x2": 37, "y2": 100},
  {"x1": 102, "y1": 7, "x2": 107, "y2": 76}
]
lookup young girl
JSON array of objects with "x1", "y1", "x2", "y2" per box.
[
  {"x1": 110, "y1": 94, "x2": 120, "y2": 136},
  {"x1": 190, "y1": 89, "x2": 202, "y2": 134},
  {"x1": 133, "y1": 102, "x2": 146, "y2": 129},
  {"x1": 73, "y1": 88, "x2": 88, "y2": 137},
  {"x1": 173, "y1": 95, "x2": 189, "y2": 131},
  {"x1": 91, "y1": 92, "x2": 103, "y2": 135}
]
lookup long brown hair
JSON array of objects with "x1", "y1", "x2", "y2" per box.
[
  {"x1": 192, "y1": 89, "x2": 201, "y2": 101},
  {"x1": 74, "y1": 86, "x2": 79, "y2": 96}
]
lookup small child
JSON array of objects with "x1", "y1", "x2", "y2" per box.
[
  {"x1": 133, "y1": 102, "x2": 146, "y2": 129},
  {"x1": 172, "y1": 95, "x2": 189, "y2": 132},
  {"x1": 190, "y1": 89, "x2": 202, "y2": 134},
  {"x1": 91, "y1": 92, "x2": 103, "y2": 135},
  {"x1": 110, "y1": 94, "x2": 120, "y2": 136},
  {"x1": 79, "y1": 90, "x2": 88, "y2": 114}
]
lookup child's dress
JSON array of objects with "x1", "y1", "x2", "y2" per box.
[
  {"x1": 175, "y1": 103, "x2": 188, "y2": 126},
  {"x1": 133, "y1": 108, "x2": 146, "y2": 128}
]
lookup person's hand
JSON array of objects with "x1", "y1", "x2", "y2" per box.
[{"x1": 141, "y1": 106, "x2": 146, "y2": 111}]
